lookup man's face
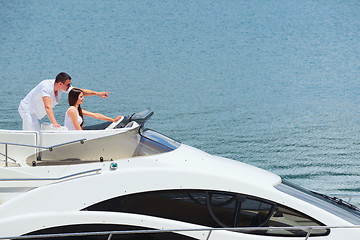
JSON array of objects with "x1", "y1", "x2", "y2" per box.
[{"x1": 61, "y1": 79, "x2": 72, "y2": 91}]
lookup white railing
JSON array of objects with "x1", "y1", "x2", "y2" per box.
[
  {"x1": 0, "y1": 168, "x2": 101, "y2": 182},
  {"x1": 1, "y1": 225, "x2": 359, "y2": 240},
  {"x1": 0, "y1": 139, "x2": 86, "y2": 167},
  {"x1": 331, "y1": 195, "x2": 360, "y2": 205}
]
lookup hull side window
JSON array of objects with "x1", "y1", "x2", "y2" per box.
[{"x1": 84, "y1": 190, "x2": 329, "y2": 237}]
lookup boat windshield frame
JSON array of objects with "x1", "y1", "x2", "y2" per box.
[{"x1": 275, "y1": 180, "x2": 360, "y2": 225}]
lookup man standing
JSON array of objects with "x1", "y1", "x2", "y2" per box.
[{"x1": 18, "y1": 72, "x2": 109, "y2": 131}]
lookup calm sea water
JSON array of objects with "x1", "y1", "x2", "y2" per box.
[{"x1": 1, "y1": 0, "x2": 360, "y2": 204}]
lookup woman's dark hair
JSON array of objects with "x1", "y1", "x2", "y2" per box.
[
  {"x1": 55, "y1": 72, "x2": 71, "y2": 83},
  {"x1": 68, "y1": 88, "x2": 84, "y2": 127}
]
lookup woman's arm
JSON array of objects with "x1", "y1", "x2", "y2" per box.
[
  {"x1": 67, "y1": 108, "x2": 83, "y2": 130},
  {"x1": 82, "y1": 109, "x2": 122, "y2": 122}
]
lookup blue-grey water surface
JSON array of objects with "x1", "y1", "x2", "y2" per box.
[{"x1": 1, "y1": 0, "x2": 360, "y2": 205}]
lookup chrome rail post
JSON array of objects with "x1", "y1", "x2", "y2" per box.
[
  {"x1": 107, "y1": 233, "x2": 113, "y2": 240},
  {"x1": 37, "y1": 131, "x2": 41, "y2": 161},
  {"x1": 304, "y1": 228, "x2": 312, "y2": 240},
  {"x1": 206, "y1": 230, "x2": 212, "y2": 240},
  {"x1": 5, "y1": 143, "x2": 8, "y2": 167}
]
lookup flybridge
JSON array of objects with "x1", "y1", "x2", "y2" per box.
[{"x1": 0, "y1": 110, "x2": 157, "y2": 166}]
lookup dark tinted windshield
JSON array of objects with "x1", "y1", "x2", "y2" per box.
[
  {"x1": 133, "y1": 129, "x2": 181, "y2": 156},
  {"x1": 141, "y1": 129, "x2": 180, "y2": 150}
]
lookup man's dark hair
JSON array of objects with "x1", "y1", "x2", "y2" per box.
[{"x1": 55, "y1": 72, "x2": 71, "y2": 83}]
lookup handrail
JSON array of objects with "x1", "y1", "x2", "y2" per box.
[
  {"x1": 0, "y1": 152, "x2": 16, "y2": 163},
  {"x1": 330, "y1": 195, "x2": 360, "y2": 204},
  {"x1": 0, "y1": 139, "x2": 86, "y2": 151},
  {"x1": 0, "y1": 168, "x2": 101, "y2": 181},
  {"x1": 0, "y1": 139, "x2": 86, "y2": 167},
  {"x1": 1, "y1": 225, "x2": 359, "y2": 240}
]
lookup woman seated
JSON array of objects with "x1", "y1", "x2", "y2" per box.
[{"x1": 64, "y1": 88, "x2": 122, "y2": 130}]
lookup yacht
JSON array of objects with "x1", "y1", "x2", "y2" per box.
[{"x1": 0, "y1": 110, "x2": 359, "y2": 239}]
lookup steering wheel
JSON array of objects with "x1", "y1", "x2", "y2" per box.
[{"x1": 105, "y1": 116, "x2": 124, "y2": 130}]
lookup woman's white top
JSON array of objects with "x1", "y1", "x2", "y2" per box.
[{"x1": 64, "y1": 106, "x2": 83, "y2": 130}]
